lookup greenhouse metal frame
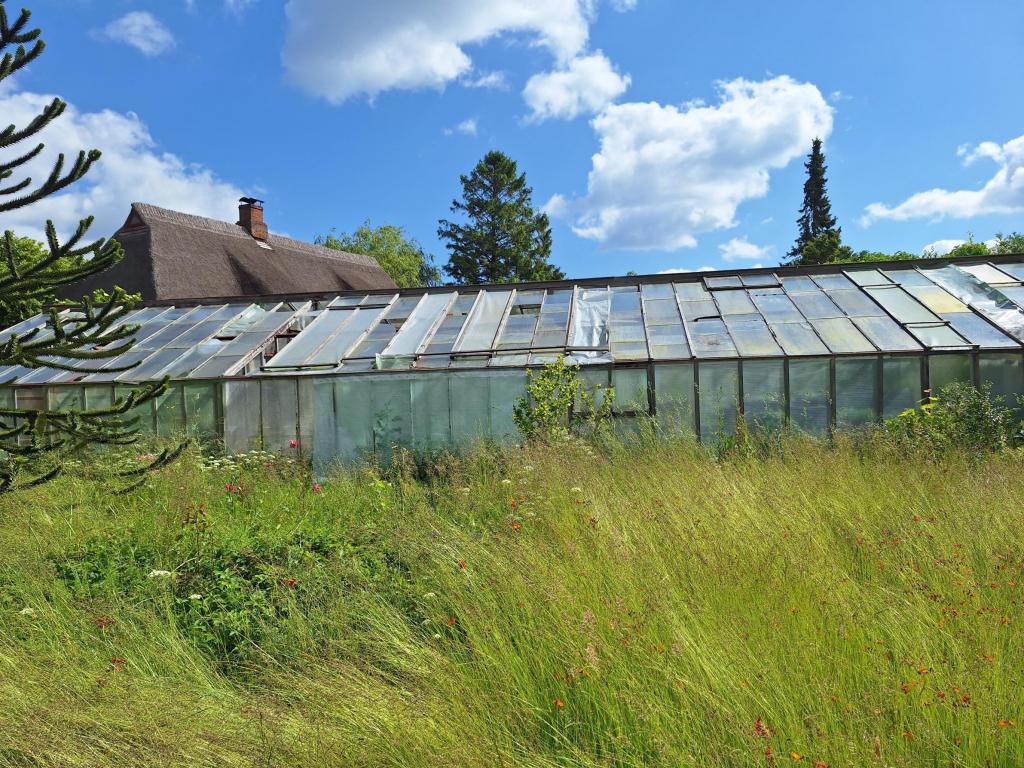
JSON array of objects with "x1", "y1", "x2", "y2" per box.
[{"x1": 2, "y1": 254, "x2": 1024, "y2": 461}]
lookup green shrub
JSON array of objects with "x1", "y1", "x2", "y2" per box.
[
  {"x1": 513, "y1": 357, "x2": 614, "y2": 440},
  {"x1": 884, "y1": 381, "x2": 1019, "y2": 454}
]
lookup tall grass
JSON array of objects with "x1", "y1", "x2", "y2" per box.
[{"x1": 1, "y1": 435, "x2": 1022, "y2": 767}]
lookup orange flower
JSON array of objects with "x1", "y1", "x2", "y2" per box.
[
  {"x1": 790, "y1": 752, "x2": 804, "y2": 761},
  {"x1": 553, "y1": 698, "x2": 565, "y2": 708},
  {"x1": 458, "y1": 560, "x2": 467, "y2": 570},
  {"x1": 998, "y1": 720, "x2": 1016, "y2": 727},
  {"x1": 446, "y1": 616, "x2": 457, "y2": 626},
  {"x1": 937, "y1": 690, "x2": 946, "y2": 699},
  {"x1": 917, "y1": 666, "x2": 930, "y2": 675},
  {"x1": 511, "y1": 521, "x2": 522, "y2": 530},
  {"x1": 754, "y1": 719, "x2": 772, "y2": 738},
  {"x1": 953, "y1": 738, "x2": 962, "y2": 746},
  {"x1": 813, "y1": 762, "x2": 829, "y2": 768},
  {"x1": 902, "y1": 731, "x2": 913, "y2": 740},
  {"x1": 510, "y1": 497, "x2": 518, "y2": 509}
]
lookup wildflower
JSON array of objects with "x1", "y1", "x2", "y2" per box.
[
  {"x1": 432, "y1": 633, "x2": 441, "y2": 640},
  {"x1": 510, "y1": 497, "x2": 518, "y2": 509},
  {"x1": 110, "y1": 656, "x2": 127, "y2": 672},
  {"x1": 937, "y1": 690, "x2": 946, "y2": 699},
  {"x1": 189, "y1": 594, "x2": 202, "y2": 601},
  {"x1": 289, "y1": 439, "x2": 298, "y2": 448},
  {"x1": 511, "y1": 521, "x2": 522, "y2": 530},
  {"x1": 553, "y1": 698, "x2": 565, "y2": 708},
  {"x1": 281, "y1": 578, "x2": 298, "y2": 589},
  {"x1": 460, "y1": 487, "x2": 471, "y2": 495},
  {"x1": 423, "y1": 592, "x2": 436, "y2": 599},
  {"x1": 94, "y1": 614, "x2": 116, "y2": 630},
  {"x1": 813, "y1": 762, "x2": 829, "y2": 768},
  {"x1": 312, "y1": 482, "x2": 322, "y2": 493},
  {"x1": 570, "y1": 486, "x2": 583, "y2": 494},
  {"x1": 953, "y1": 738, "x2": 962, "y2": 746},
  {"x1": 225, "y1": 483, "x2": 240, "y2": 494},
  {"x1": 501, "y1": 479, "x2": 512, "y2": 486},
  {"x1": 523, "y1": 465, "x2": 534, "y2": 472},
  {"x1": 902, "y1": 731, "x2": 913, "y2": 740},
  {"x1": 446, "y1": 616, "x2": 457, "y2": 626},
  {"x1": 790, "y1": 753, "x2": 804, "y2": 761},
  {"x1": 148, "y1": 569, "x2": 173, "y2": 579},
  {"x1": 998, "y1": 719, "x2": 1015, "y2": 727},
  {"x1": 754, "y1": 719, "x2": 772, "y2": 738},
  {"x1": 458, "y1": 560, "x2": 467, "y2": 570},
  {"x1": 18, "y1": 607, "x2": 34, "y2": 616}
]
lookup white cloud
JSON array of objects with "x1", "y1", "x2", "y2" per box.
[
  {"x1": 550, "y1": 75, "x2": 833, "y2": 250},
  {"x1": 921, "y1": 239, "x2": 965, "y2": 256},
  {"x1": 461, "y1": 71, "x2": 508, "y2": 90},
  {"x1": 95, "y1": 12, "x2": 175, "y2": 57},
  {"x1": 523, "y1": 52, "x2": 630, "y2": 122},
  {"x1": 0, "y1": 88, "x2": 242, "y2": 242},
  {"x1": 444, "y1": 118, "x2": 478, "y2": 137},
  {"x1": 609, "y1": 0, "x2": 638, "y2": 9},
  {"x1": 863, "y1": 134, "x2": 1024, "y2": 224},
  {"x1": 718, "y1": 236, "x2": 772, "y2": 261},
  {"x1": 657, "y1": 264, "x2": 715, "y2": 274},
  {"x1": 282, "y1": 0, "x2": 595, "y2": 103}
]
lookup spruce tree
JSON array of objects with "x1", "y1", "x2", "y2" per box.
[
  {"x1": 0, "y1": 1, "x2": 180, "y2": 492},
  {"x1": 788, "y1": 138, "x2": 840, "y2": 264},
  {"x1": 439, "y1": 151, "x2": 564, "y2": 284}
]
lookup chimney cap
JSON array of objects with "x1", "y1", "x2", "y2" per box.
[{"x1": 239, "y1": 196, "x2": 264, "y2": 208}]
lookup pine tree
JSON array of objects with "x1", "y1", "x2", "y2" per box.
[
  {"x1": 788, "y1": 138, "x2": 840, "y2": 264},
  {"x1": 439, "y1": 151, "x2": 564, "y2": 284},
  {"x1": 0, "y1": 1, "x2": 180, "y2": 493}
]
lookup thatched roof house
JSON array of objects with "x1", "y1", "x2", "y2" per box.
[{"x1": 62, "y1": 199, "x2": 396, "y2": 301}]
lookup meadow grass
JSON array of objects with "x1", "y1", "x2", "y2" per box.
[{"x1": 1, "y1": 435, "x2": 1022, "y2": 767}]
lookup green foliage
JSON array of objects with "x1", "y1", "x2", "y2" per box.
[
  {"x1": 884, "y1": 381, "x2": 1020, "y2": 455},
  {"x1": 788, "y1": 138, "x2": 840, "y2": 263},
  {"x1": 992, "y1": 231, "x2": 1024, "y2": 254},
  {"x1": 512, "y1": 357, "x2": 613, "y2": 440},
  {"x1": 317, "y1": 220, "x2": 441, "y2": 288},
  {"x1": 945, "y1": 235, "x2": 991, "y2": 259},
  {"x1": 438, "y1": 150, "x2": 564, "y2": 284},
  {"x1": 0, "y1": 1, "x2": 166, "y2": 493}
]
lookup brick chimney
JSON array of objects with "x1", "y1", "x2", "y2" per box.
[{"x1": 237, "y1": 197, "x2": 268, "y2": 241}]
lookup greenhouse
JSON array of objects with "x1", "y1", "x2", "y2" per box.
[{"x1": 2, "y1": 254, "x2": 1024, "y2": 462}]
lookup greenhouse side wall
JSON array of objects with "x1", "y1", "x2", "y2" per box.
[{"x1": 1, "y1": 350, "x2": 1022, "y2": 461}]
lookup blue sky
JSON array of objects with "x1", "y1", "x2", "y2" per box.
[{"x1": 4, "y1": 0, "x2": 1023, "y2": 278}]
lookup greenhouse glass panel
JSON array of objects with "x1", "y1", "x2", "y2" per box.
[
  {"x1": 332, "y1": 376, "x2": 375, "y2": 457},
  {"x1": 810, "y1": 317, "x2": 876, "y2": 353},
  {"x1": 371, "y1": 377, "x2": 413, "y2": 453},
  {"x1": 48, "y1": 386, "x2": 82, "y2": 411},
  {"x1": 450, "y1": 372, "x2": 492, "y2": 444},
  {"x1": 610, "y1": 289, "x2": 647, "y2": 360},
  {"x1": 489, "y1": 372, "x2": 528, "y2": 441},
  {"x1": 422, "y1": 294, "x2": 478, "y2": 356},
  {"x1": 570, "y1": 288, "x2": 611, "y2": 348},
  {"x1": 882, "y1": 357, "x2": 921, "y2": 418},
  {"x1": 906, "y1": 323, "x2": 969, "y2": 348},
  {"x1": 961, "y1": 264, "x2": 1018, "y2": 285},
  {"x1": 698, "y1": 361, "x2": 738, "y2": 440},
  {"x1": 498, "y1": 313, "x2": 539, "y2": 350},
  {"x1": 770, "y1": 321, "x2": 829, "y2": 356},
  {"x1": 787, "y1": 360, "x2": 829, "y2": 434},
  {"x1": 724, "y1": 315, "x2": 782, "y2": 357},
  {"x1": 115, "y1": 384, "x2": 155, "y2": 435},
  {"x1": 1000, "y1": 286, "x2": 1024, "y2": 308},
  {"x1": 714, "y1": 290, "x2": 756, "y2": 315},
  {"x1": 825, "y1": 288, "x2": 885, "y2": 318},
  {"x1": 742, "y1": 359, "x2": 784, "y2": 430},
  {"x1": 675, "y1": 282, "x2": 712, "y2": 301},
  {"x1": 156, "y1": 340, "x2": 224, "y2": 378},
  {"x1": 679, "y1": 299, "x2": 720, "y2": 321},
  {"x1": 261, "y1": 378, "x2": 299, "y2": 451},
  {"x1": 183, "y1": 382, "x2": 218, "y2": 438},
  {"x1": 411, "y1": 374, "x2": 451, "y2": 449},
  {"x1": 750, "y1": 292, "x2": 803, "y2": 322},
  {"x1": 929, "y1": 354, "x2": 972, "y2": 393},
  {"x1": 941, "y1": 313, "x2": 1019, "y2": 348},
  {"x1": 653, "y1": 363, "x2": 695, "y2": 434},
  {"x1": 789, "y1": 290, "x2": 842, "y2": 319},
  {"x1": 155, "y1": 384, "x2": 185, "y2": 436},
  {"x1": 921, "y1": 265, "x2": 1024, "y2": 341},
  {"x1": 647, "y1": 324, "x2": 689, "y2": 359},
  {"x1": 490, "y1": 353, "x2": 531, "y2": 367},
  {"x1": 223, "y1": 380, "x2": 260, "y2": 451},
  {"x1": 813, "y1": 274, "x2": 855, "y2": 291},
  {"x1": 904, "y1": 285, "x2": 970, "y2": 314},
  {"x1": 576, "y1": 367, "x2": 612, "y2": 413},
  {"x1": 997, "y1": 263, "x2": 1024, "y2": 281},
  {"x1": 320, "y1": 307, "x2": 388, "y2": 365},
  {"x1": 781, "y1": 276, "x2": 818, "y2": 293},
  {"x1": 979, "y1": 353, "x2": 1024, "y2": 414},
  {"x1": 265, "y1": 309, "x2": 356, "y2": 368},
  {"x1": 612, "y1": 368, "x2": 648, "y2": 412},
  {"x1": 847, "y1": 269, "x2": 891, "y2": 287},
  {"x1": 642, "y1": 295, "x2": 683, "y2": 324},
  {"x1": 852, "y1": 316, "x2": 921, "y2": 352},
  {"x1": 884, "y1": 269, "x2": 933, "y2": 287},
  {"x1": 689, "y1": 318, "x2": 737, "y2": 357},
  {"x1": 705, "y1": 275, "x2": 742, "y2": 289},
  {"x1": 864, "y1": 286, "x2": 937, "y2": 323},
  {"x1": 382, "y1": 292, "x2": 453, "y2": 357},
  {"x1": 83, "y1": 385, "x2": 114, "y2": 411},
  {"x1": 741, "y1": 273, "x2": 781, "y2": 287},
  {"x1": 836, "y1": 357, "x2": 878, "y2": 426}
]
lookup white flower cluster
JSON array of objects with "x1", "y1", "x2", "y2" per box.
[{"x1": 200, "y1": 449, "x2": 297, "y2": 472}]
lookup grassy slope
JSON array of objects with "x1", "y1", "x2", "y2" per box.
[{"x1": 1, "y1": 438, "x2": 1022, "y2": 767}]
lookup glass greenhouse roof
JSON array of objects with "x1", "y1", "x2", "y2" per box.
[{"x1": 3, "y1": 256, "x2": 1024, "y2": 386}]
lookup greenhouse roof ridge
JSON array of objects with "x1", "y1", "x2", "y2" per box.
[{"x1": 135, "y1": 251, "x2": 1024, "y2": 307}]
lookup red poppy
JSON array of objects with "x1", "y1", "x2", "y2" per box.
[
  {"x1": 289, "y1": 439, "x2": 298, "y2": 448},
  {"x1": 553, "y1": 698, "x2": 565, "y2": 708},
  {"x1": 281, "y1": 578, "x2": 298, "y2": 589},
  {"x1": 511, "y1": 521, "x2": 521, "y2": 530},
  {"x1": 312, "y1": 483, "x2": 322, "y2": 493},
  {"x1": 446, "y1": 616, "x2": 457, "y2": 626}
]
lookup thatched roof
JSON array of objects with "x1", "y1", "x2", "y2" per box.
[{"x1": 61, "y1": 203, "x2": 396, "y2": 301}]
